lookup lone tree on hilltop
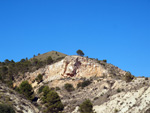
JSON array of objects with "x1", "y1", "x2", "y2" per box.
[{"x1": 76, "y1": 49, "x2": 85, "y2": 56}]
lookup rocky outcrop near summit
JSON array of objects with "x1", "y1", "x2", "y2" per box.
[{"x1": 14, "y1": 56, "x2": 126, "y2": 88}]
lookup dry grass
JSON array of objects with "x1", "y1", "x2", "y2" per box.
[{"x1": 31, "y1": 51, "x2": 67, "y2": 61}]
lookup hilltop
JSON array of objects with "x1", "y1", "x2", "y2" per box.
[
  {"x1": 31, "y1": 51, "x2": 67, "y2": 61},
  {"x1": 0, "y1": 51, "x2": 150, "y2": 113}
]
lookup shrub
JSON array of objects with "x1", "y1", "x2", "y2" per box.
[
  {"x1": 103, "y1": 59, "x2": 107, "y2": 63},
  {"x1": 0, "y1": 104, "x2": 15, "y2": 113},
  {"x1": 124, "y1": 72, "x2": 134, "y2": 82},
  {"x1": 117, "y1": 88, "x2": 121, "y2": 93},
  {"x1": 114, "y1": 108, "x2": 119, "y2": 113},
  {"x1": 64, "y1": 83, "x2": 75, "y2": 92},
  {"x1": 56, "y1": 87, "x2": 60, "y2": 91},
  {"x1": 77, "y1": 80, "x2": 91, "y2": 88},
  {"x1": 94, "y1": 97, "x2": 99, "y2": 100},
  {"x1": 36, "y1": 74, "x2": 43, "y2": 83},
  {"x1": 44, "y1": 91, "x2": 64, "y2": 113},
  {"x1": 19, "y1": 81, "x2": 34, "y2": 100},
  {"x1": 41, "y1": 86, "x2": 64, "y2": 113},
  {"x1": 38, "y1": 85, "x2": 45, "y2": 94},
  {"x1": 79, "y1": 99, "x2": 93, "y2": 113},
  {"x1": 47, "y1": 56, "x2": 53, "y2": 65}
]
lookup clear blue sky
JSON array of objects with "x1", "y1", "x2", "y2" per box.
[{"x1": 0, "y1": 0, "x2": 150, "y2": 77}]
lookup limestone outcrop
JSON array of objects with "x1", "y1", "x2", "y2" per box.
[{"x1": 14, "y1": 56, "x2": 126, "y2": 88}]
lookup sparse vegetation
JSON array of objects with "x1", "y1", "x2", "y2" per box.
[
  {"x1": 0, "y1": 104, "x2": 15, "y2": 113},
  {"x1": 77, "y1": 80, "x2": 91, "y2": 88},
  {"x1": 124, "y1": 72, "x2": 134, "y2": 82},
  {"x1": 64, "y1": 83, "x2": 75, "y2": 92},
  {"x1": 36, "y1": 74, "x2": 43, "y2": 83},
  {"x1": 0, "y1": 51, "x2": 66, "y2": 88},
  {"x1": 79, "y1": 99, "x2": 94, "y2": 113}
]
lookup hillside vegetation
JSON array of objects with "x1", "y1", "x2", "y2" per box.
[{"x1": 31, "y1": 51, "x2": 67, "y2": 61}]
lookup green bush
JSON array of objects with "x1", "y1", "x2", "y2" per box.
[
  {"x1": 47, "y1": 56, "x2": 53, "y2": 65},
  {"x1": 56, "y1": 87, "x2": 60, "y2": 91},
  {"x1": 36, "y1": 74, "x2": 43, "y2": 83},
  {"x1": 41, "y1": 86, "x2": 64, "y2": 113},
  {"x1": 38, "y1": 85, "x2": 45, "y2": 94},
  {"x1": 124, "y1": 72, "x2": 134, "y2": 82},
  {"x1": 64, "y1": 83, "x2": 75, "y2": 92},
  {"x1": 0, "y1": 104, "x2": 15, "y2": 113},
  {"x1": 79, "y1": 99, "x2": 93, "y2": 113},
  {"x1": 103, "y1": 59, "x2": 107, "y2": 63},
  {"x1": 117, "y1": 88, "x2": 121, "y2": 93},
  {"x1": 77, "y1": 80, "x2": 91, "y2": 88},
  {"x1": 19, "y1": 81, "x2": 34, "y2": 100}
]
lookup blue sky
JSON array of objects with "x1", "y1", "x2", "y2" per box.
[{"x1": 0, "y1": 0, "x2": 150, "y2": 77}]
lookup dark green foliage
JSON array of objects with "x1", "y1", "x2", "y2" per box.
[
  {"x1": 44, "y1": 91, "x2": 64, "y2": 113},
  {"x1": 4, "y1": 59, "x2": 10, "y2": 64},
  {"x1": 117, "y1": 88, "x2": 121, "y2": 93},
  {"x1": 124, "y1": 72, "x2": 134, "y2": 82},
  {"x1": 36, "y1": 74, "x2": 43, "y2": 83},
  {"x1": 77, "y1": 80, "x2": 91, "y2": 88},
  {"x1": 76, "y1": 50, "x2": 85, "y2": 56},
  {"x1": 41, "y1": 86, "x2": 64, "y2": 113},
  {"x1": 38, "y1": 85, "x2": 45, "y2": 94},
  {"x1": 1, "y1": 66, "x2": 8, "y2": 75},
  {"x1": 19, "y1": 81, "x2": 34, "y2": 100},
  {"x1": 94, "y1": 97, "x2": 99, "y2": 100},
  {"x1": 0, "y1": 74, "x2": 2, "y2": 81},
  {"x1": 103, "y1": 59, "x2": 107, "y2": 63},
  {"x1": 56, "y1": 87, "x2": 60, "y2": 91},
  {"x1": 64, "y1": 83, "x2": 75, "y2": 92},
  {"x1": 47, "y1": 56, "x2": 53, "y2": 65},
  {"x1": 20, "y1": 59, "x2": 26, "y2": 62},
  {"x1": 0, "y1": 104, "x2": 15, "y2": 113},
  {"x1": 79, "y1": 99, "x2": 93, "y2": 113}
]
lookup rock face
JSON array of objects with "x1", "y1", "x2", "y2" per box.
[
  {"x1": 14, "y1": 56, "x2": 126, "y2": 88},
  {"x1": 93, "y1": 78, "x2": 150, "y2": 113},
  {"x1": 0, "y1": 82, "x2": 39, "y2": 113},
  {"x1": 13, "y1": 56, "x2": 150, "y2": 113}
]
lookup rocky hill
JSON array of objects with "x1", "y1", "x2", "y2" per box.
[
  {"x1": 1, "y1": 53, "x2": 150, "y2": 113},
  {"x1": 12, "y1": 55, "x2": 150, "y2": 113}
]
